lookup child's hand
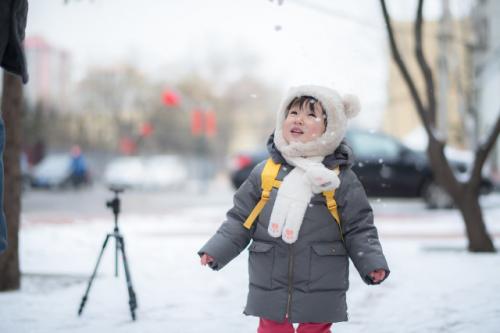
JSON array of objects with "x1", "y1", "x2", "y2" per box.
[
  {"x1": 369, "y1": 269, "x2": 386, "y2": 283},
  {"x1": 200, "y1": 253, "x2": 214, "y2": 266}
]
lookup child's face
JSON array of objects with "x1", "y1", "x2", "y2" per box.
[{"x1": 283, "y1": 101, "x2": 326, "y2": 144}]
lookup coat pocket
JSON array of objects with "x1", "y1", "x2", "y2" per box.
[
  {"x1": 308, "y1": 242, "x2": 349, "y2": 291},
  {"x1": 248, "y1": 241, "x2": 275, "y2": 290}
]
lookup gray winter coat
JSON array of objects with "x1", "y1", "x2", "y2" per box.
[{"x1": 198, "y1": 135, "x2": 390, "y2": 323}]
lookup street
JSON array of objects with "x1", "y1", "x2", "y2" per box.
[{"x1": 21, "y1": 181, "x2": 500, "y2": 235}]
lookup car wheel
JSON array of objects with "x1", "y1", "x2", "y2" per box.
[{"x1": 422, "y1": 181, "x2": 454, "y2": 209}]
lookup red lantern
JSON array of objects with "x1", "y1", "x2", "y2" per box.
[
  {"x1": 205, "y1": 110, "x2": 217, "y2": 137},
  {"x1": 140, "y1": 122, "x2": 154, "y2": 137},
  {"x1": 191, "y1": 109, "x2": 203, "y2": 136},
  {"x1": 162, "y1": 89, "x2": 180, "y2": 107},
  {"x1": 120, "y1": 137, "x2": 137, "y2": 155}
]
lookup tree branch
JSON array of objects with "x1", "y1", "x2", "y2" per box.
[
  {"x1": 380, "y1": 0, "x2": 435, "y2": 139},
  {"x1": 415, "y1": 0, "x2": 437, "y2": 126},
  {"x1": 471, "y1": 113, "x2": 500, "y2": 186}
]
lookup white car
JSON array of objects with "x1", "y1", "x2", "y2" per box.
[{"x1": 104, "y1": 155, "x2": 188, "y2": 190}]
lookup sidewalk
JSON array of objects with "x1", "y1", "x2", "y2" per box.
[{"x1": 1, "y1": 195, "x2": 500, "y2": 332}]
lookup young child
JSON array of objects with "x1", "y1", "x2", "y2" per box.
[{"x1": 199, "y1": 85, "x2": 390, "y2": 333}]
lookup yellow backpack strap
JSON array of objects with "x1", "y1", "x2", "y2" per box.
[
  {"x1": 243, "y1": 158, "x2": 281, "y2": 230},
  {"x1": 322, "y1": 166, "x2": 344, "y2": 242}
]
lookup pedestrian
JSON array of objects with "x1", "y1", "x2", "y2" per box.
[
  {"x1": 69, "y1": 145, "x2": 89, "y2": 188},
  {"x1": 198, "y1": 85, "x2": 390, "y2": 333}
]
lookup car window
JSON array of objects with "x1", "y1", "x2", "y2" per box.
[{"x1": 348, "y1": 132, "x2": 401, "y2": 160}]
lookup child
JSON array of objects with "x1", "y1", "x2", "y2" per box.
[{"x1": 199, "y1": 85, "x2": 390, "y2": 333}]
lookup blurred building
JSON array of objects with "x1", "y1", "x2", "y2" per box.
[
  {"x1": 224, "y1": 79, "x2": 277, "y2": 154},
  {"x1": 24, "y1": 36, "x2": 71, "y2": 111},
  {"x1": 470, "y1": 0, "x2": 500, "y2": 176},
  {"x1": 382, "y1": 18, "x2": 470, "y2": 150},
  {"x1": 229, "y1": 105, "x2": 273, "y2": 153}
]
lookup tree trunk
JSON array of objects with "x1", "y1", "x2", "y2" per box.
[
  {"x1": 0, "y1": 71, "x2": 23, "y2": 291},
  {"x1": 427, "y1": 134, "x2": 495, "y2": 252},
  {"x1": 457, "y1": 190, "x2": 496, "y2": 252}
]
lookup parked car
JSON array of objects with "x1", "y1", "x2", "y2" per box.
[
  {"x1": 229, "y1": 150, "x2": 269, "y2": 191},
  {"x1": 229, "y1": 129, "x2": 494, "y2": 209},
  {"x1": 103, "y1": 155, "x2": 188, "y2": 190},
  {"x1": 30, "y1": 153, "x2": 91, "y2": 189},
  {"x1": 345, "y1": 129, "x2": 492, "y2": 208}
]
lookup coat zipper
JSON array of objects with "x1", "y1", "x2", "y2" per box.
[{"x1": 285, "y1": 243, "x2": 294, "y2": 319}]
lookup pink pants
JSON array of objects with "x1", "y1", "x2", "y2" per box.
[{"x1": 257, "y1": 318, "x2": 332, "y2": 333}]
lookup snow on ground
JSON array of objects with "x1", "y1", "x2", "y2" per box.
[{"x1": 1, "y1": 192, "x2": 500, "y2": 333}]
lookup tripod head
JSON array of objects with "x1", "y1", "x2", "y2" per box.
[
  {"x1": 108, "y1": 185, "x2": 125, "y2": 196},
  {"x1": 106, "y1": 186, "x2": 125, "y2": 225}
]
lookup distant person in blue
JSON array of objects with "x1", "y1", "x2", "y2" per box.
[
  {"x1": 0, "y1": 0, "x2": 29, "y2": 253},
  {"x1": 70, "y1": 145, "x2": 89, "y2": 188}
]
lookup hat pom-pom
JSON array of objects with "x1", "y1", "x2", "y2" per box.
[{"x1": 342, "y1": 94, "x2": 361, "y2": 119}]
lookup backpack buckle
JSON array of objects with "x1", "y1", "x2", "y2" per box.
[{"x1": 327, "y1": 201, "x2": 337, "y2": 210}]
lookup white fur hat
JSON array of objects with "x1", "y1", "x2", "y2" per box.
[{"x1": 274, "y1": 85, "x2": 361, "y2": 157}]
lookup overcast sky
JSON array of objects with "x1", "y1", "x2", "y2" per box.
[{"x1": 26, "y1": 0, "x2": 472, "y2": 128}]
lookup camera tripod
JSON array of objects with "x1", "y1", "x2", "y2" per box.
[{"x1": 78, "y1": 187, "x2": 138, "y2": 320}]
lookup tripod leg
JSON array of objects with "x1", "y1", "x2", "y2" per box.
[
  {"x1": 78, "y1": 234, "x2": 112, "y2": 316},
  {"x1": 115, "y1": 235, "x2": 119, "y2": 277},
  {"x1": 117, "y1": 235, "x2": 138, "y2": 321}
]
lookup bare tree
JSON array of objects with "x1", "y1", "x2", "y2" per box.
[
  {"x1": 0, "y1": 72, "x2": 23, "y2": 290},
  {"x1": 380, "y1": 0, "x2": 499, "y2": 252}
]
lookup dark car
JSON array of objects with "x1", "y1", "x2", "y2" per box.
[
  {"x1": 229, "y1": 129, "x2": 493, "y2": 209},
  {"x1": 345, "y1": 129, "x2": 493, "y2": 208},
  {"x1": 229, "y1": 150, "x2": 269, "y2": 191}
]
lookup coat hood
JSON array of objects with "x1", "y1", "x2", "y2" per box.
[{"x1": 273, "y1": 85, "x2": 360, "y2": 158}]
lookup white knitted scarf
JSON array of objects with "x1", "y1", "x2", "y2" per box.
[{"x1": 268, "y1": 153, "x2": 340, "y2": 244}]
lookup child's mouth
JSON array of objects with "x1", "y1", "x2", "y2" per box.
[{"x1": 290, "y1": 127, "x2": 304, "y2": 136}]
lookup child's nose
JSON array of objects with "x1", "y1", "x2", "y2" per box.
[{"x1": 293, "y1": 114, "x2": 304, "y2": 124}]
